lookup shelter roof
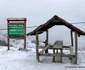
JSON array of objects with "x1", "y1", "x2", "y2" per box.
[{"x1": 27, "y1": 15, "x2": 85, "y2": 36}]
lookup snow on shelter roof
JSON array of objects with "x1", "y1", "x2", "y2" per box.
[{"x1": 27, "y1": 15, "x2": 85, "y2": 36}]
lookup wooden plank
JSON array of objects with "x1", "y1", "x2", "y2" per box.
[
  {"x1": 63, "y1": 46, "x2": 70, "y2": 48},
  {"x1": 8, "y1": 36, "x2": 24, "y2": 39},
  {"x1": 53, "y1": 41, "x2": 63, "y2": 49},
  {"x1": 62, "y1": 54, "x2": 75, "y2": 57},
  {"x1": 40, "y1": 45, "x2": 50, "y2": 54},
  {"x1": 39, "y1": 53, "x2": 75, "y2": 57},
  {"x1": 39, "y1": 53, "x2": 75, "y2": 59},
  {"x1": 39, "y1": 53, "x2": 61, "y2": 56}
]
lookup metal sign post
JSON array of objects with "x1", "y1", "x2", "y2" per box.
[{"x1": 7, "y1": 18, "x2": 27, "y2": 50}]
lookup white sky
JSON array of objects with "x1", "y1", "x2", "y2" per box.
[
  {"x1": 0, "y1": 0, "x2": 85, "y2": 29},
  {"x1": 0, "y1": 0, "x2": 85, "y2": 48}
]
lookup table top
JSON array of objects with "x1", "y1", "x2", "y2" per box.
[{"x1": 53, "y1": 41, "x2": 63, "y2": 49}]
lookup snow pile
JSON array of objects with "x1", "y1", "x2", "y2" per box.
[
  {"x1": 39, "y1": 41, "x2": 45, "y2": 48},
  {"x1": 10, "y1": 39, "x2": 36, "y2": 48},
  {"x1": 0, "y1": 32, "x2": 7, "y2": 42},
  {"x1": 10, "y1": 39, "x2": 22, "y2": 47},
  {"x1": 31, "y1": 40, "x2": 45, "y2": 48},
  {"x1": 0, "y1": 32, "x2": 7, "y2": 46},
  {"x1": 0, "y1": 32, "x2": 36, "y2": 48},
  {"x1": 10, "y1": 36, "x2": 45, "y2": 48},
  {"x1": 26, "y1": 40, "x2": 36, "y2": 48}
]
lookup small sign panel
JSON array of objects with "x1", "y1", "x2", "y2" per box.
[{"x1": 8, "y1": 23, "x2": 24, "y2": 36}]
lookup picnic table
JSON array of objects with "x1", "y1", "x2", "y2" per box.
[
  {"x1": 52, "y1": 40, "x2": 63, "y2": 62},
  {"x1": 38, "y1": 40, "x2": 76, "y2": 63},
  {"x1": 39, "y1": 40, "x2": 63, "y2": 62}
]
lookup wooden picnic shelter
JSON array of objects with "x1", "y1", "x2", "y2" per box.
[{"x1": 27, "y1": 15, "x2": 85, "y2": 64}]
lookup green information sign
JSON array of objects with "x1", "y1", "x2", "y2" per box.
[
  {"x1": 7, "y1": 18, "x2": 26, "y2": 50},
  {"x1": 8, "y1": 24, "x2": 24, "y2": 35}
]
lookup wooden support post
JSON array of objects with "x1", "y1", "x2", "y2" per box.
[
  {"x1": 8, "y1": 37, "x2": 10, "y2": 50},
  {"x1": 46, "y1": 30, "x2": 48, "y2": 45},
  {"x1": 61, "y1": 49, "x2": 63, "y2": 63},
  {"x1": 24, "y1": 22, "x2": 26, "y2": 49},
  {"x1": 7, "y1": 21, "x2": 10, "y2": 50},
  {"x1": 56, "y1": 50, "x2": 58, "y2": 54},
  {"x1": 36, "y1": 32, "x2": 40, "y2": 62},
  {"x1": 45, "y1": 30, "x2": 48, "y2": 53},
  {"x1": 24, "y1": 37, "x2": 26, "y2": 49},
  {"x1": 53, "y1": 49, "x2": 55, "y2": 62},
  {"x1": 75, "y1": 32, "x2": 78, "y2": 64},
  {"x1": 71, "y1": 30, "x2": 73, "y2": 46}
]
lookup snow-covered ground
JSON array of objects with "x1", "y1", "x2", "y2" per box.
[
  {"x1": 0, "y1": 33, "x2": 85, "y2": 70},
  {"x1": 0, "y1": 45, "x2": 85, "y2": 70},
  {"x1": 0, "y1": 32, "x2": 85, "y2": 70}
]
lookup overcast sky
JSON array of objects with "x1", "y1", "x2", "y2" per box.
[
  {"x1": 0, "y1": 0, "x2": 85, "y2": 48},
  {"x1": 0, "y1": 0, "x2": 85, "y2": 29}
]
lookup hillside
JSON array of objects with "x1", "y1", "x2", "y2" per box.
[{"x1": 0, "y1": 32, "x2": 7, "y2": 46}]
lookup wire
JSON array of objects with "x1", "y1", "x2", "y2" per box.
[
  {"x1": 26, "y1": 26, "x2": 38, "y2": 28},
  {"x1": 72, "y1": 22, "x2": 85, "y2": 24},
  {"x1": 0, "y1": 26, "x2": 38, "y2": 30},
  {"x1": 0, "y1": 22, "x2": 85, "y2": 31},
  {"x1": 0, "y1": 29, "x2": 7, "y2": 30}
]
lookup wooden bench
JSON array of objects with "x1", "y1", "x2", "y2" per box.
[
  {"x1": 62, "y1": 45, "x2": 75, "y2": 63},
  {"x1": 39, "y1": 45, "x2": 51, "y2": 54},
  {"x1": 69, "y1": 46, "x2": 75, "y2": 63}
]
